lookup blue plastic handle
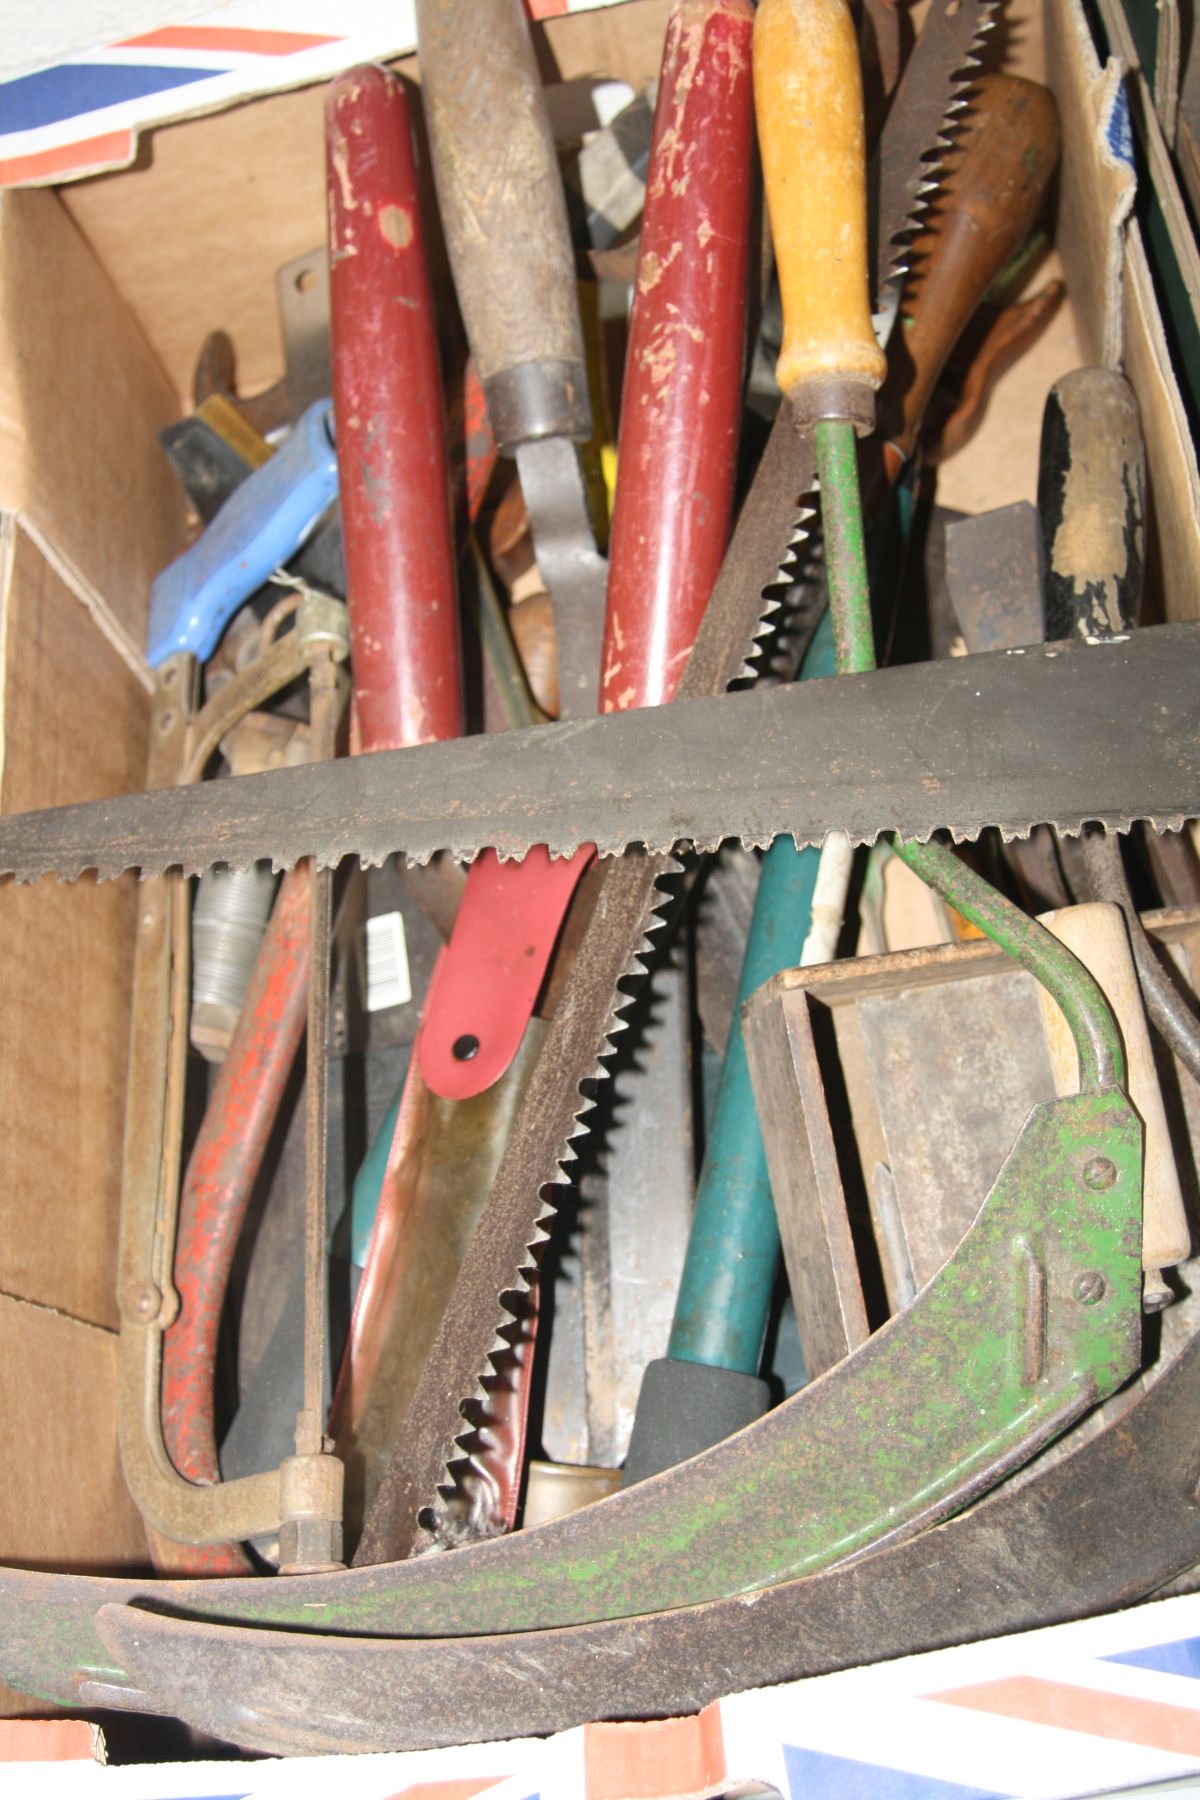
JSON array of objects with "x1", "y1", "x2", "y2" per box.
[{"x1": 146, "y1": 398, "x2": 339, "y2": 668}]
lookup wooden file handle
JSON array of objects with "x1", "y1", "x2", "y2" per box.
[
  {"x1": 415, "y1": 0, "x2": 591, "y2": 452},
  {"x1": 754, "y1": 0, "x2": 886, "y2": 431}
]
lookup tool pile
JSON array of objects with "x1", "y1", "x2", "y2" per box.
[{"x1": 2, "y1": 0, "x2": 1200, "y2": 1761}]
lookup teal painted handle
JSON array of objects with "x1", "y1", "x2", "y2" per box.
[{"x1": 667, "y1": 613, "x2": 836, "y2": 1374}]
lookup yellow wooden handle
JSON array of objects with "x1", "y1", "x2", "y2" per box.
[{"x1": 754, "y1": 0, "x2": 886, "y2": 429}]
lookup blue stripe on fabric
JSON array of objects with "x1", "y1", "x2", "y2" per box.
[
  {"x1": 783, "y1": 1744, "x2": 1008, "y2": 1800},
  {"x1": 1106, "y1": 1637, "x2": 1200, "y2": 1682},
  {"x1": 1104, "y1": 82, "x2": 1134, "y2": 168},
  {"x1": 0, "y1": 63, "x2": 223, "y2": 133}
]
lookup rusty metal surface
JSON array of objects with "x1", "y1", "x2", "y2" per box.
[
  {"x1": 945, "y1": 500, "x2": 1046, "y2": 652},
  {"x1": 1, "y1": 1082, "x2": 1145, "y2": 1707},
  {"x1": 7, "y1": 1319, "x2": 1189, "y2": 1754},
  {"x1": 340, "y1": 1022, "x2": 547, "y2": 1549},
  {"x1": 858, "y1": 969, "x2": 1054, "y2": 1287},
  {"x1": 2, "y1": 627, "x2": 1197, "y2": 885}
]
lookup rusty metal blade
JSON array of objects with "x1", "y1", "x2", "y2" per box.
[
  {"x1": 871, "y1": 0, "x2": 998, "y2": 305},
  {"x1": 1, "y1": 630, "x2": 1195, "y2": 886},
  {"x1": 84, "y1": 1319, "x2": 1200, "y2": 1755},
  {"x1": 3, "y1": 1309, "x2": 1197, "y2": 1750}
]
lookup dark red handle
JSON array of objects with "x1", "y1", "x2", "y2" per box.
[
  {"x1": 327, "y1": 64, "x2": 463, "y2": 751},
  {"x1": 602, "y1": 0, "x2": 755, "y2": 713}
]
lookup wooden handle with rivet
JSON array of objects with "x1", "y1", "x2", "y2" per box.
[
  {"x1": 754, "y1": 0, "x2": 886, "y2": 433},
  {"x1": 1036, "y1": 901, "x2": 1190, "y2": 1298}
]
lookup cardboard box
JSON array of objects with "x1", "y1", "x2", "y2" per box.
[{"x1": 0, "y1": 0, "x2": 1194, "y2": 1741}]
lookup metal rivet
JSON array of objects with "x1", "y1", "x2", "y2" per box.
[
  {"x1": 452, "y1": 1033, "x2": 481, "y2": 1063},
  {"x1": 1082, "y1": 1155, "x2": 1117, "y2": 1191},
  {"x1": 1073, "y1": 1270, "x2": 1107, "y2": 1306},
  {"x1": 127, "y1": 1281, "x2": 162, "y2": 1323}
]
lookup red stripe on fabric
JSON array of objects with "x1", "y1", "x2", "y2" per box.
[
  {"x1": 0, "y1": 1720, "x2": 98, "y2": 1762},
  {"x1": 0, "y1": 128, "x2": 134, "y2": 187},
  {"x1": 584, "y1": 1703, "x2": 727, "y2": 1799},
  {"x1": 381, "y1": 1779, "x2": 510, "y2": 1800},
  {"x1": 115, "y1": 26, "x2": 338, "y2": 55},
  {"x1": 933, "y1": 1675, "x2": 1200, "y2": 1756},
  {"x1": 525, "y1": 0, "x2": 573, "y2": 17}
]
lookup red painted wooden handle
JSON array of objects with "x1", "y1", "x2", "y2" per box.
[
  {"x1": 602, "y1": 0, "x2": 755, "y2": 713},
  {"x1": 327, "y1": 64, "x2": 463, "y2": 751}
]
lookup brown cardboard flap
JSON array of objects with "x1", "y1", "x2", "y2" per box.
[
  {"x1": 0, "y1": 1293, "x2": 147, "y2": 1577},
  {"x1": 0, "y1": 521, "x2": 147, "y2": 1330},
  {"x1": 0, "y1": 189, "x2": 186, "y2": 657},
  {"x1": 61, "y1": 0, "x2": 674, "y2": 407}
]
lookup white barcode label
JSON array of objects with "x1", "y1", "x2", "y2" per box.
[{"x1": 364, "y1": 911, "x2": 412, "y2": 1012}]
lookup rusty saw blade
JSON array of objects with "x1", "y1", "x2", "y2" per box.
[{"x1": 2, "y1": 631, "x2": 1196, "y2": 884}]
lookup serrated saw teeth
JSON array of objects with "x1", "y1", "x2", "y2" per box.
[
  {"x1": 875, "y1": 0, "x2": 999, "y2": 306},
  {"x1": 411, "y1": 863, "x2": 683, "y2": 1538}
]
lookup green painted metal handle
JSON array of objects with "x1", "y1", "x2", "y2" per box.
[
  {"x1": 814, "y1": 419, "x2": 875, "y2": 676},
  {"x1": 897, "y1": 838, "x2": 1125, "y2": 1093},
  {"x1": 813, "y1": 417, "x2": 1125, "y2": 1099}
]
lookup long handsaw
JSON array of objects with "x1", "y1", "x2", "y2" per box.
[{"x1": 1, "y1": 629, "x2": 1193, "y2": 881}]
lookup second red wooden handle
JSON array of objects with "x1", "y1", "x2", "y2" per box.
[{"x1": 602, "y1": 0, "x2": 755, "y2": 713}]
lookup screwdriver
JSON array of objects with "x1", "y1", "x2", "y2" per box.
[
  {"x1": 759, "y1": 5, "x2": 1131, "y2": 1302},
  {"x1": 627, "y1": 0, "x2": 888, "y2": 1481}
]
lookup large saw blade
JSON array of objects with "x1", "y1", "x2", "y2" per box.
[{"x1": 2, "y1": 631, "x2": 1196, "y2": 883}]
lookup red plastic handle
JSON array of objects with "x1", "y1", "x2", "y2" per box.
[
  {"x1": 327, "y1": 64, "x2": 463, "y2": 751},
  {"x1": 418, "y1": 847, "x2": 594, "y2": 1100},
  {"x1": 602, "y1": 0, "x2": 755, "y2": 712}
]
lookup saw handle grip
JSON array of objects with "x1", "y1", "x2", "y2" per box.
[
  {"x1": 415, "y1": 0, "x2": 591, "y2": 454},
  {"x1": 754, "y1": 0, "x2": 885, "y2": 432},
  {"x1": 1038, "y1": 367, "x2": 1145, "y2": 641},
  {"x1": 882, "y1": 74, "x2": 1060, "y2": 469},
  {"x1": 1036, "y1": 901, "x2": 1190, "y2": 1285}
]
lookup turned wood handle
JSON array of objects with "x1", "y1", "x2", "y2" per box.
[
  {"x1": 326, "y1": 64, "x2": 463, "y2": 751},
  {"x1": 415, "y1": 0, "x2": 591, "y2": 453},
  {"x1": 1036, "y1": 901, "x2": 1191, "y2": 1274},
  {"x1": 603, "y1": 0, "x2": 755, "y2": 713},
  {"x1": 884, "y1": 73, "x2": 1060, "y2": 466},
  {"x1": 1038, "y1": 367, "x2": 1146, "y2": 640},
  {"x1": 754, "y1": 0, "x2": 886, "y2": 431}
]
